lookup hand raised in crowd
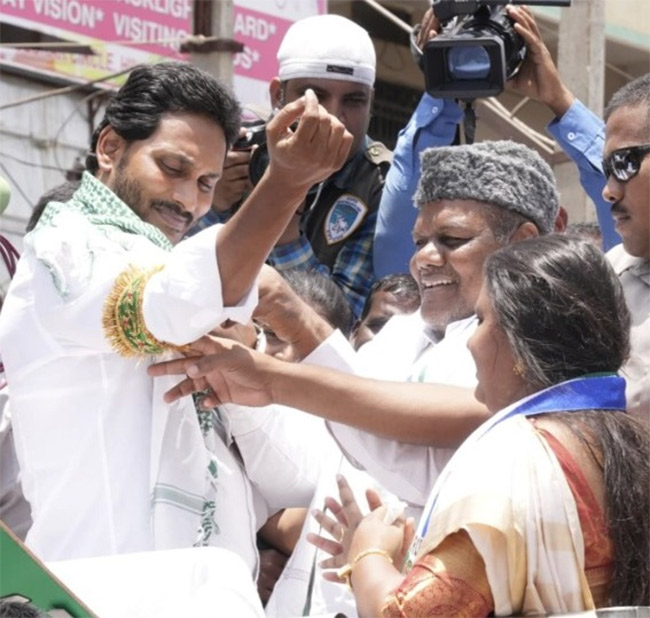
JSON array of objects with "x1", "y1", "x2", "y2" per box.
[
  {"x1": 506, "y1": 5, "x2": 575, "y2": 117},
  {"x1": 416, "y1": 7, "x2": 441, "y2": 49},
  {"x1": 264, "y1": 88, "x2": 353, "y2": 194},
  {"x1": 307, "y1": 476, "x2": 414, "y2": 583}
]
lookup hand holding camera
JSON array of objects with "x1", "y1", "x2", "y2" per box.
[
  {"x1": 506, "y1": 5, "x2": 575, "y2": 117},
  {"x1": 212, "y1": 146, "x2": 254, "y2": 213},
  {"x1": 416, "y1": 0, "x2": 571, "y2": 100}
]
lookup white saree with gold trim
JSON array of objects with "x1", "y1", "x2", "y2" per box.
[{"x1": 416, "y1": 414, "x2": 594, "y2": 616}]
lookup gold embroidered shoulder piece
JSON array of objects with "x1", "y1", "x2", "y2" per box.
[{"x1": 103, "y1": 264, "x2": 173, "y2": 357}]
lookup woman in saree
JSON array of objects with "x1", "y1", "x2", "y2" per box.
[{"x1": 311, "y1": 234, "x2": 649, "y2": 617}]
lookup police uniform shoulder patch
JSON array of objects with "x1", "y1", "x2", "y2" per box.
[
  {"x1": 323, "y1": 194, "x2": 368, "y2": 245},
  {"x1": 365, "y1": 141, "x2": 393, "y2": 167}
]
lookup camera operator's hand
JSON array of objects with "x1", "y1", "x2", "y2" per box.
[
  {"x1": 416, "y1": 7, "x2": 441, "y2": 49},
  {"x1": 212, "y1": 146, "x2": 253, "y2": 213},
  {"x1": 507, "y1": 5, "x2": 575, "y2": 118},
  {"x1": 264, "y1": 88, "x2": 353, "y2": 194}
]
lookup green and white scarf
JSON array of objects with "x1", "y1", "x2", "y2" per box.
[{"x1": 37, "y1": 171, "x2": 172, "y2": 252}]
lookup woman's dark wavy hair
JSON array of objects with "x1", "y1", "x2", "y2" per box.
[
  {"x1": 484, "y1": 234, "x2": 630, "y2": 389},
  {"x1": 485, "y1": 234, "x2": 649, "y2": 606},
  {"x1": 86, "y1": 61, "x2": 241, "y2": 173}
]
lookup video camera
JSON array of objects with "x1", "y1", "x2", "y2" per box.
[{"x1": 418, "y1": 0, "x2": 571, "y2": 100}]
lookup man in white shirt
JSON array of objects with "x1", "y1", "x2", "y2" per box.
[{"x1": 0, "y1": 61, "x2": 352, "y2": 567}]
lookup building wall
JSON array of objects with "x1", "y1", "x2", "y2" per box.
[{"x1": 0, "y1": 72, "x2": 99, "y2": 257}]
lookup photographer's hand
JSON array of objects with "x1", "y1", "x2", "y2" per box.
[
  {"x1": 507, "y1": 5, "x2": 574, "y2": 118},
  {"x1": 416, "y1": 7, "x2": 441, "y2": 49},
  {"x1": 212, "y1": 147, "x2": 253, "y2": 213}
]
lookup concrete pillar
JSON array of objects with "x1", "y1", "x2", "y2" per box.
[{"x1": 189, "y1": 0, "x2": 236, "y2": 87}]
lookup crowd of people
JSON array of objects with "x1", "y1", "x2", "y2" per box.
[{"x1": 0, "y1": 6, "x2": 648, "y2": 618}]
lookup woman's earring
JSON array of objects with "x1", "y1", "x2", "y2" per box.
[{"x1": 513, "y1": 361, "x2": 526, "y2": 379}]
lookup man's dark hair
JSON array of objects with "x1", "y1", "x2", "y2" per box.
[
  {"x1": 26, "y1": 180, "x2": 80, "y2": 232},
  {"x1": 565, "y1": 221, "x2": 603, "y2": 249},
  {"x1": 282, "y1": 270, "x2": 354, "y2": 336},
  {"x1": 359, "y1": 273, "x2": 420, "y2": 322},
  {"x1": 604, "y1": 72, "x2": 650, "y2": 130},
  {"x1": 86, "y1": 62, "x2": 241, "y2": 173},
  {"x1": 485, "y1": 234, "x2": 648, "y2": 606}
]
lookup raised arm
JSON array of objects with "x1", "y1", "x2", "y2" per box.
[
  {"x1": 216, "y1": 89, "x2": 353, "y2": 306},
  {"x1": 507, "y1": 5, "x2": 620, "y2": 249},
  {"x1": 148, "y1": 336, "x2": 488, "y2": 448}
]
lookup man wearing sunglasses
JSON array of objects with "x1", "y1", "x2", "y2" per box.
[
  {"x1": 600, "y1": 75, "x2": 650, "y2": 423},
  {"x1": 509, "y1": 6, "x2": 648, "y2": 422}
]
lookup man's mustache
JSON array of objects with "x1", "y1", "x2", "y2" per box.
[{"x1": 152, "y1": 200, "x2": 193, "y2": 224}]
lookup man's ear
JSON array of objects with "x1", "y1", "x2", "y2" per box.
[
  {"x1": 269, "y1": 78, "x2": 283, "y2": 109},
  {"x1": 95, "y1": 125, "x2": 127, "y2": 174},
  {"x1": 510, "y1": 220, "x2": 540, "y2": 243},
  {"x1": 554, "y1": 206, "x2": 569, "y2": 233}
]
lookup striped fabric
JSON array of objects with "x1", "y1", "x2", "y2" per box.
[{"x1": 415, "y1": 415, "x2": 594, "y2": 615}]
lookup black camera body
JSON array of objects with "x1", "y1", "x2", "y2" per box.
[
  {"x1": 233, "y1": 119, "x2": 267, "y2": 151},
  {"x1": 232, "y1": 118, "x2": 270, "y2": 188},
  {"x1": 421, "y1": 0, "x2": 570, "y2": 100},
  {"x1": 235, "y1": 118, "x2": 313, "y2": 192}
]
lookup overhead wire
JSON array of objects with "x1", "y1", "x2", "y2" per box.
[
  {"x1": 51, "y1": 89, "x2": 107, "y2": 171},
  {"x1": 0, "y1": 67, "x2": 132, "y2": 111},
  {"x1": 0, "y1": 152, "x2": 69, "y2": 173},
  {"x1": 0, "y1": 34, "x2": 201, "y2": 49},
  {"x1": 0, "y1": 31, "x2": 227, "y2": 112}
]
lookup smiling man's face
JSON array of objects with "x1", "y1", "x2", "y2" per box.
[
  {"x1": 103, "y1": 112, "x2": 227, "y2": 244},
  {"x1": 410, "y1": 199, "x2": 504, "y2": 336}
]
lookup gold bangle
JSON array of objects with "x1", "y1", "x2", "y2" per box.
[{"x1": 335, "y1": 548, "x2": 393, "y2": 590}]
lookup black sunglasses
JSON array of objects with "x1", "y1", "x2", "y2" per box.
[{"x1": 602, "y1": 144, "x2": 650, "y2": 182}]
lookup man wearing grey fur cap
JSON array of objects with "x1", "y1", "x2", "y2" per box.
[
  {"x1": 151, "y1": 139, "x2": 562, "y2": 616},
  {"x1": 416, "y1": 141, "x2": 558, "y2": 233}
]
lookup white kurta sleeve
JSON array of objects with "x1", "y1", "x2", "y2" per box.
[
  {"x1": 143, "y1": 225, "x2": 258, "y2": 345},
  {"x1": 301, "y1": 329, "x2": 358, "y2": 371},
  {"x1": 29, "y1": 215, "x2": 256, "y2": 355}
]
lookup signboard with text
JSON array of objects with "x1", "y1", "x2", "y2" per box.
[
  {"x1": 232, "y1": 0, "x2": 327, "y2": 108},
  {"x1": 0, "y1": 0, "x2": 327, "y2": 108}
]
